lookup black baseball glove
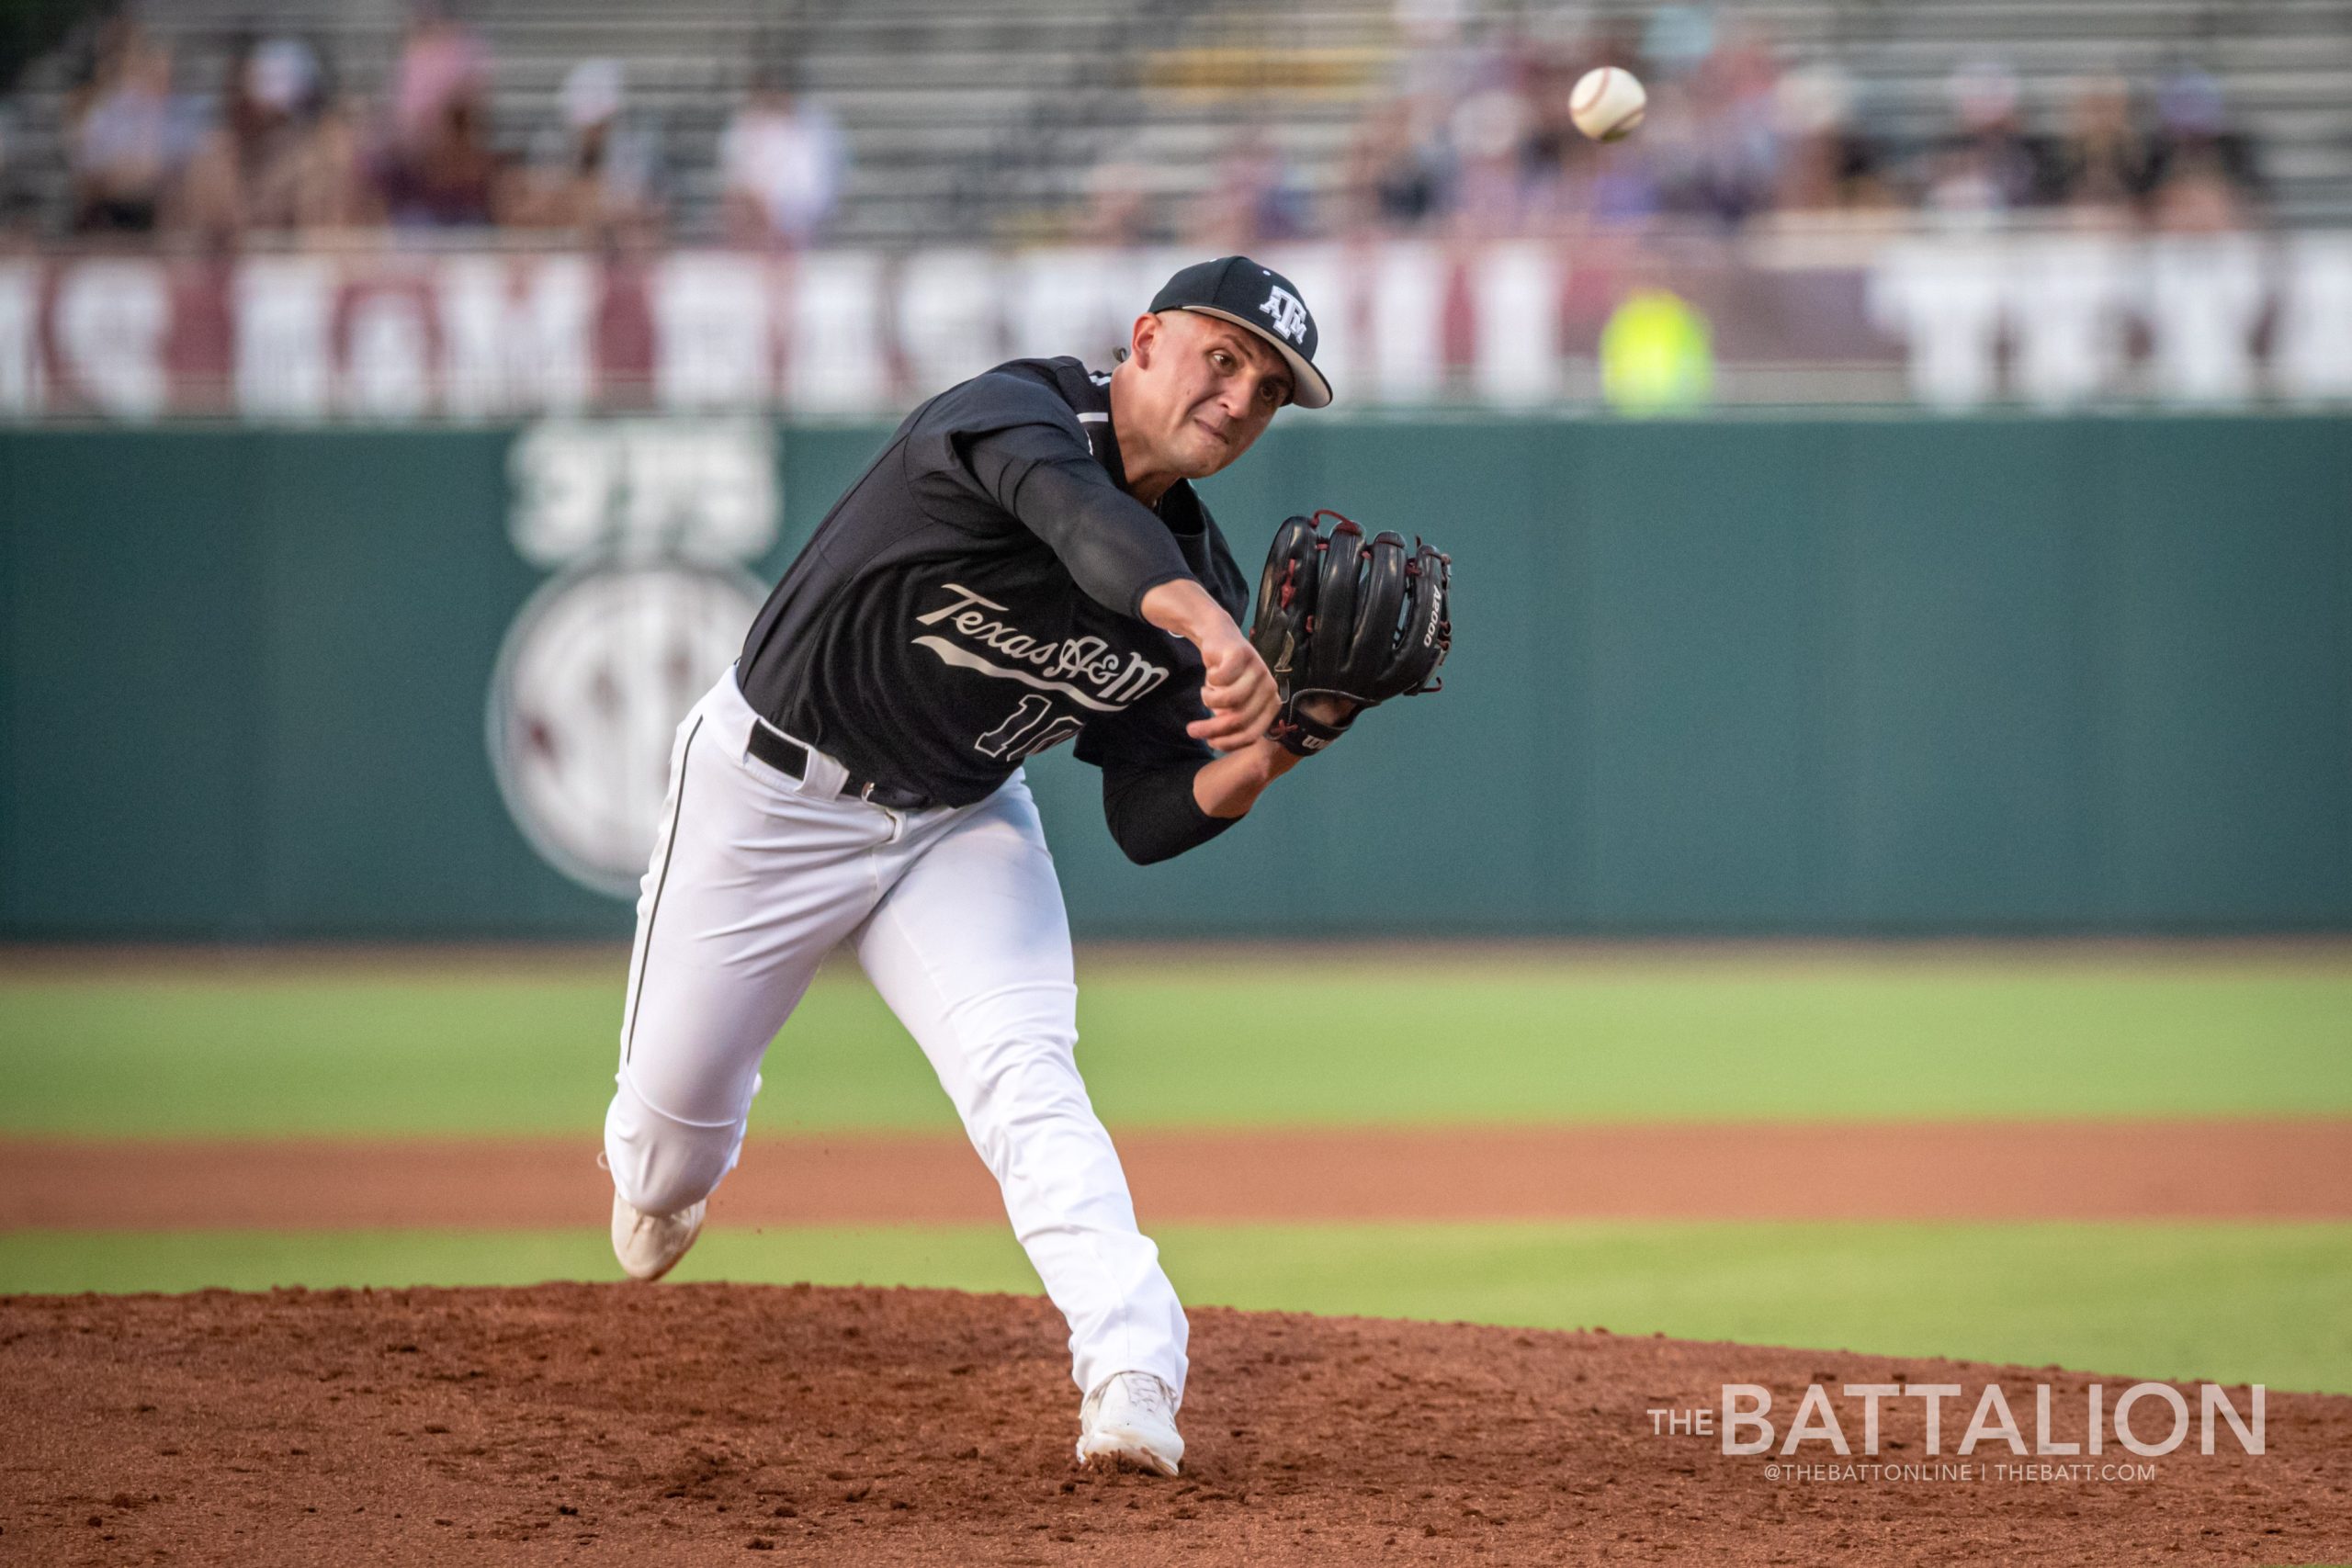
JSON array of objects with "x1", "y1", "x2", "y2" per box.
[{"x1": 1247, "y1": 510, "x2": 1452, "y2": 755}]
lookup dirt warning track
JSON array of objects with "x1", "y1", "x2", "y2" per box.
[
  {"x1": 5, "y1": 1118, "x2": 2349, "y2": 1231},
  {"x1": 3, "y1": 1283, "x2": 2346, "y2": 1566}
]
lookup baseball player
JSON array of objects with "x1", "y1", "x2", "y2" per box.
[{"x1": 602, "y1": 256, "x2": 1422, "y2": 1477}]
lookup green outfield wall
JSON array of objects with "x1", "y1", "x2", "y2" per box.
[{"x1": 3, "y1": 414, "x2": 2347, "y2": 938}]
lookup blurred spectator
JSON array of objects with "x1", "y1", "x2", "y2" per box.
[
  {"x1": 510, "y1": 59, "x2": 666, "y2": 238},
  {"x1": 719, "y1": 74, "x2": 844, "y2": 247},
  {"x1": 2043, "y1": 76, "x2": 2155, "y2": 218},
  {"x1": 69, "y1": 23, "x2": 197, "y2": 232},
  {"x1": 369, "y1": 4, "x2": 503, "y2": 227},
  {"x1": 390, "y1": 5, "x2": 489, "y2": 154},
  {"x1": 1517, "y1": 34, "x2": 1589, "y2": 186},
  {"x1": 1661, "y1": 27, "x2": 1781, "y2": 226},
  {"x1": 1184, "y1": 128, "x2": 1308, "y2": 250},
  {"x1": 373, "y1": 93, "x2": 503, "y2": 227},
  {"x1": 2145, "y1": 68, "x2": 2263, "y2": 224},
  {"x1": 1446, "y1": 85, "x2": 1532, "y2": 236},
  {"x1": 271, "y1": 92, "x2": 382, "y2": 233},
  {"x1": 1339, "y1": 100, "x2": 1448, "y2": 233},
  {"x1": 179, "y1": 36, "x2": 344, "y2": 239},
  {"x1": 1770, "y1": 64, "x2": 1893, "y2": 214},
  {"x1": 1921, "y1": 60, "x2": 2049, "y2": 221}
]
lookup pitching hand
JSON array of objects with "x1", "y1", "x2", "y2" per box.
[{"x1": 1190, "y1": 626, "x2": 1281, "y2": 752}]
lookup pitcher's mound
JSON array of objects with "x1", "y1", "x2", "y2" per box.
[{"x1": 5, "y1": 1282, "x2": 2346, "y2": 1565}]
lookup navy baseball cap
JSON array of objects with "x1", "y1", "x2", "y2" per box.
[{"x1": 1148, "y1": 254, "x2": 1333, "y2": 410}]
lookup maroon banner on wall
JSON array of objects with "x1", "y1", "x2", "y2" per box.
[{"x1": 0, "y1": 232, "x2": 2345, "y2": 420}]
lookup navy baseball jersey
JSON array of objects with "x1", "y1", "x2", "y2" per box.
[{"x1": 737, "y1": 355, "x2": 1252, "y2": 861}]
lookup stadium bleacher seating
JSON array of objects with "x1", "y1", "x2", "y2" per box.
[{"x1": 6, "y1": 0, "x2": 2350, "y2": 239}]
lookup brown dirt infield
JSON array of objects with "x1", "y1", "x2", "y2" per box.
[
  {"x1": 9, "y1": 1118, "x2": 2348, "y2": 1562},
  {"x1": 6, "y1": 1119, "x2": 2350, "y2": 1230},
  {"x1": 4, "y1": 1282, "x2": 2347, "y2": 1566}
]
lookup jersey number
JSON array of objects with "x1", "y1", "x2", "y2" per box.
[{"x1": 976, "y1": 694, "x2": 1084, "y2": 760}]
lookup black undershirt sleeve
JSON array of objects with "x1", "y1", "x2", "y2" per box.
[
  {"x1": 1071, "y1": 482, "x2": 1256, "y2": 864},
  {"x1": 917, "y1": 383, "x2": 1194, "y2": 620},
  {"x1": 1098, "y1": 756, "x2": 1237, "y2": 865},
  {"x1": 1075, "y1": 655, "x2": 1237, "y2": 865},
  {"x1": 1000, "y1": 452, "x2": 1196, "y2": 619}
]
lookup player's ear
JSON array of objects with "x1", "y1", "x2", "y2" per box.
[{"x1": 1127, "y1": 312, "x2": 1159, "y2": 370}]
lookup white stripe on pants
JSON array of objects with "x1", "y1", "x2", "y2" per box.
[{"x1": 604, "y1": 668, "x2": 1188, "y2": 1403}]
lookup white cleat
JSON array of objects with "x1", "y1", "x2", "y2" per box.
[
  {"x1": 1075, "y1": 1371, "x2": 1183, "y2": 1476},
  {"x1": 610, "y1": 1190, "x2": 706, "y2": 1282}
]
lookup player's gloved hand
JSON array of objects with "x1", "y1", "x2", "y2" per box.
[{"x1": 1247, "y1": 511, "x2": 1452, "y2": 756}]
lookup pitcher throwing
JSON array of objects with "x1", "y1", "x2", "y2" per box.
[{"x1": 601, "y1": 255, "x2": 1448, "y2": 1475}]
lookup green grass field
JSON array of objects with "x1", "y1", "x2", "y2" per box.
[
  {"x1": 6, "y1": 953, "x2": 2349, "y2": 1136},
  {"x1": 5, "y1": 949, "x2": 2348, "y2": 1391}
]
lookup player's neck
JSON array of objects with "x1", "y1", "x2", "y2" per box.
[{"x1": 1107, "y1": 365, "x2": 1180, "y2": 510}]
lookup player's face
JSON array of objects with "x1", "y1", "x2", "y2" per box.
[{"x1": 1139, "y1": 311, "x2": 1292, "y2": 478}]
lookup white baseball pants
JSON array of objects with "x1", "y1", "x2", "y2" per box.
[{"x1": 603, "y1": 667, "x2": 1188, "y2": 1403}]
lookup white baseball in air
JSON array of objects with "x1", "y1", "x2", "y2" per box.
[{"x1": 1571, "y1": 66, "x2": 1647, "y2": 142}]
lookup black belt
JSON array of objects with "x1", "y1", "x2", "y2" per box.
[{"x1": 747, "y1": 724, "x2": 935, "y2": 811}]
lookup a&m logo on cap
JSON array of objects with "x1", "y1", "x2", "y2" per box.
[{"x1": 1258, "y1": 285, "x2": 1310, "y2": 344}]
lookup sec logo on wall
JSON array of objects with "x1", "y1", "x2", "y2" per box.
[{"x1": 487, "y1": 420, "x2": 776, "y2": 898}]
